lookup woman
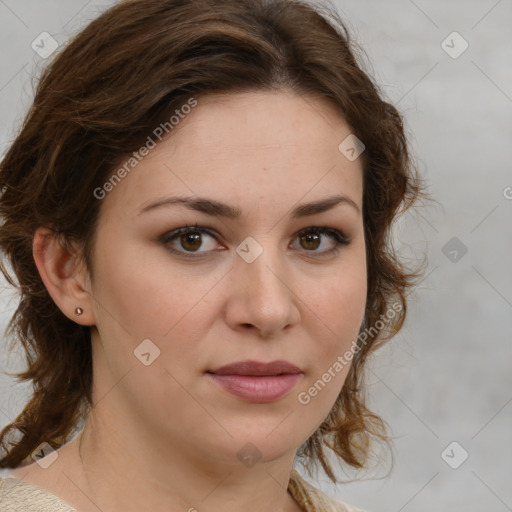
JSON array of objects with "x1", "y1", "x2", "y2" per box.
[{"x1": 0, "y1": 0, "x2": 426, "y2": 510}]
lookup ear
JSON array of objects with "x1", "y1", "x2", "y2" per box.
[{"x1": 32, "y1": 227, "x2": 96, "y2": 326}]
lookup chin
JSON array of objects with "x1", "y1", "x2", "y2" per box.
[{"x1": 194, "y1": 426, "x2": 302, "y2": 466}]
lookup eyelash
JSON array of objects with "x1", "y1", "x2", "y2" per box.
[{"x1": 160, "y1": 223, "x2": 351, "y2": 259}]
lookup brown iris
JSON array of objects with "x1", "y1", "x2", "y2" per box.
[
  {"x1": 180, "y1": 232, "x2": 202, "y2": 251},
  {"x1": 178, "y1": 230, "x2": 324, "y2": 253},
  {"x1": 300, "y1": 232, "x2": 320, "y2": 251}
]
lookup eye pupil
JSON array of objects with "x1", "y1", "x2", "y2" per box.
[
  {"x1": 166, "y1": 226, "x2": 344, "y2": 258},
  {"x1": 301, "y1": 233, "x2": 320, "y2": 250},
  {"x1": 181, "y1": 233, "x2": 202, "y2": 251}
]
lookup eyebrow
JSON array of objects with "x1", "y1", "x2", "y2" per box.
[{"x1": 138, "y1": 194, "x2": 360, "y2": 218}]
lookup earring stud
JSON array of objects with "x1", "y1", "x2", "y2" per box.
[{"x1": 75, "y1": 307, "x2": 84, "y2": 316}]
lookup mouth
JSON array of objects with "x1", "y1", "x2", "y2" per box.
[
  {"x1": 206, "y1": 360, "x2": 303, "y2": 403},
  {"x1": 208, "y1": 360, "x2": 302, "y2": 376}
]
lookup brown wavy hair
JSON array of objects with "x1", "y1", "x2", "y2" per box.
[{"x1": 0, "y1": 0, "x2": 427, "y2": 482}]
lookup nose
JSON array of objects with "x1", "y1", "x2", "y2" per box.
[{"x1": 224, "y1": 243, "x2": 301, "y2": 338}]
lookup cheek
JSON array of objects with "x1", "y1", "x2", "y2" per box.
[
  {"x1": 308, "y1": 282, "x2": 366, "y2": 378},
  {"x1": 303, "y1": 261, "x2": 367, "y2": 339},
  {"x1": 92, "y1": 235, "x2": 213, "y2": 336},
  {"x1": 296, "y1": 256, "x2": 366, "y2": 401},
  {"x1": 89, "y1": 239, "x2": 230, "y2": 389}
]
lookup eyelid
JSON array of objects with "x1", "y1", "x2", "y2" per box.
[
  {"x1": 160, "y1": 224, "x2": 351, "y2": 258},
  {"x1": 295, "y1": 226, "x2": 350, "y2": 246},
  {"x1": 159, "y1": 224, "x2": 220, "y2": 257}
]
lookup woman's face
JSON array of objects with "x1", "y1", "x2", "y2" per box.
[{"x1": 85, "y1": 90, "x2": 367, "y2": 467}]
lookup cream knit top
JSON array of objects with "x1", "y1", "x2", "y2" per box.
[{"x1": 0, "y1": 469, "x2": 366, "y2": 512}]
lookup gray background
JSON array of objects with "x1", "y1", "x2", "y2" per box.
[{"x1": 1, "y1": 1, "x2": 511, "y2": 511}]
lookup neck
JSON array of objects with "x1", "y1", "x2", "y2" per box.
[{"x1": 64, "y1": 412, "x2": 302, "y2": 512}]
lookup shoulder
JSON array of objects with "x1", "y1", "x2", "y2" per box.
[
  {"x1": 0, "y1": 474, "x2": 77, "y2": 511},
  {"x1": 288, "y1": 469, "x2": 368, "y2": 512}
]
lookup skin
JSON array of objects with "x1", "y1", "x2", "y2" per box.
[{"x1": 8, "y1": 89, "x2": 367, "y2": 512}]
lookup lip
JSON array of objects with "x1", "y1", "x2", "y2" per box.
[
  {"x1": 206, "y1": 360, "x2": 303, "y2": 403},
  {"x1": 209, "y1": 360, "x2": 302, "y2": 376}
]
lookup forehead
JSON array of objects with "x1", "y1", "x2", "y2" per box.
[
  {"x1": 172, "y1": 90, "x2": 351, "y2": 156},
  {"x1": 100, "y1": 90, "x2": 363, "y2": 218}
]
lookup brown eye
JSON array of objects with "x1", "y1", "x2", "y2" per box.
[
  {"x1": 161, "y1": 225, "x2": 350, "y2": 259},
  {"x1": 299, "y1": 232, "x2": 321, "y2": 251},
  {"x1": 162, "y1": 226, "x2": 219, "y2": 257},
  {"x1": 291, "y1": 227, "x2": 350, "y2": 256},
  {"x1": 179, "y1": 232, "x2": 203, "y2": 252}
]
